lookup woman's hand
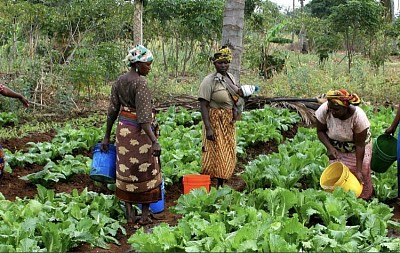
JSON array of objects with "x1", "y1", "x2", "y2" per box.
[
  {"x1": 152, "y1": 141, "x2": 161, "y2": 157},
  {"x1": 19, "y1": 96, "x2": 29, "y2": 108},
  {"x1": 100, "y1": 138, "x2": 110, "y2": 152},
  {"x1": 385, "y1": 126, "x2": 397, "y2": 136},
  {"x1": 205, "y1": 128, "x2": 215, "y2": 141},
  {"x1": 327, "y1": 147, "x2": 340, "y2": 160},
  {"x1": 232, "y1": 109, "x2": 240, "y2": 124},
  {"x1": 354, "y1": 171, "x2": 364, "y2": 185}
]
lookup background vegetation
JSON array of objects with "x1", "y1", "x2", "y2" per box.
[{"x1": 0, "y1": 0, "x2": 399, "y2": 114}]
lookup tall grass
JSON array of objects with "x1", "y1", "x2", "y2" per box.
[
  {"x1": 237, "y1": 51, "x2": 400, "y2": 104},
  {"x1": 147, "y1": 48, "x2": 400, "y2": 105}
]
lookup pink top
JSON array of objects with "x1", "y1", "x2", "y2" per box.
[{"x1": 315, "y1": 102, "x2": 370, "y2": 142}]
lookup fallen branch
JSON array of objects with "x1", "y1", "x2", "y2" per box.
[{"x1": 29, "y1": 101, "x2": 50, "y2": 108}]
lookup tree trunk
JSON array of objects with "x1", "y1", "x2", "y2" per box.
[
  {"x1": 161, "y1": 37, "x2": 168, "y2": 72},
  {"x1": 299, "y1": 0, "x2": 308, "y2": 54},
  {"x1": 133, "y1": 0, "x2": 143, "y2": 45},
  {"x1": 221, "y1": 0, "x2": 245, "y2": 83},
  {"x1": 291, "y1": 0, "x2": 295, "y2": 48}
]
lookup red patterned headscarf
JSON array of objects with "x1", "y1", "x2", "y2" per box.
[{"x1": 326, "y1": 89, "x2": 361, "y2": 107}]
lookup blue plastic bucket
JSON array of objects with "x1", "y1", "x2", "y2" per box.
[
  {"x1": 90, "y1": 143, "x2": 116, "y2": 184},
  {"x1": 138, "y1": 179, "x2": 165, "y2": 213}
]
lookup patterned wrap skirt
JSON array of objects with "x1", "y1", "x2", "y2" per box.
[
  {"x1": 114, "y1": 110, "x2": 162, "y2": 204},
  {"x1": 201, "y1": 108, "x2": 236, "y2": 179},
  {"x1": 329, "y1": 142, "x2": 373, "y2": 200},
  {"x1": 0, "y1": 144, "x2": 4, "y2": 179}
]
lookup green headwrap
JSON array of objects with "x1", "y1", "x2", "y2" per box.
[{"x1": 124, "y1": 44, "x2": 154, "y2": 66}]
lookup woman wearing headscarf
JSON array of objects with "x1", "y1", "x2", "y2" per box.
[
  {"x1": 101, "y1": 45, "x2": 162, "y2": 225},
  {"x1": 315, "y1": 89, "x2": 373, "y2": 199},
  {"x1": 0, "y1": 84, "x2": 29, "y2": 178},
  {"x1": 198, "y1": 46, "x2": 242, "y2": 188}
]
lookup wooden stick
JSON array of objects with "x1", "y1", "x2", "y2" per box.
[{"x1": 28, "y1": 101, "x2": 49, "y2": 107}]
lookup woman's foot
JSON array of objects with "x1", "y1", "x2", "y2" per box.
[
  {"x1": 149, "y1": 212, "x2": 165, "y2": 221},
  {"x1": 124, "y1": 202, "x2": 137, "y2": 224},
  {"x1": 137, "y1": 203, "x2": 153, "y2": 225},
  {"x1": 217, "y1": 178, "x2": 224, "y2": 188},
  {"x1": 137, "y1": 216, "x2": 153, "y2": 225}
]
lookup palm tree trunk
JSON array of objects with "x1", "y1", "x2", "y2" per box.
[
  {"x1": 221, "y1": 0, "x2": 245, "y2": 83},
  {"x1": 133, "y1": 0, "x2": 143, "y2": 45}
]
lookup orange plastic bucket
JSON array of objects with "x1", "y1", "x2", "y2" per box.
[
  {"x1": 320, "y1": 161, "x2": 363, "y2": 198},
  {"x1": 183, "y1": 174, "x2": 210, "y2": 194}
]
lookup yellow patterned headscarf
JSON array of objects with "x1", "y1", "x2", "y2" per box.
[
  {"x1": 326, "y1": 89, "x2": 361, "y2": 107},
  {"x1": 212, "y1": 46, "x2": 232, "y2": 63}
]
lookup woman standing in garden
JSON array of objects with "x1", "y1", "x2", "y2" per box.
[
  {"x1": 0, "y1": 83, "x2": 29, "y2": 178},
  {"x1": 100, "y1": 45, "x2": 162, "y2": 225},
  {"x1": 315, "y1": 89, "x2": 373, "y2": 199},
  {"x1": 198, "y1": 46, "x2": 242, "y2": 188},
  {"x1": 384, "y1": 105, "x2": 400, "y2": 197}
]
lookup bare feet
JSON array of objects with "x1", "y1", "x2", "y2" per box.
[
  {"x1": 124, "y1": 202, "x2": 137, "y2": 224},
  {"x1": 137, "y1": 216, "x2": 153, "y2": 225}
]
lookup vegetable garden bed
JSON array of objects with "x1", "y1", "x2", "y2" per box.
[{"x1": 1, "y1": 105, "x2": 400, "y2": 252}]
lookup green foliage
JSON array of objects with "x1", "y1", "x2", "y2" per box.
[
  {"x1": 65, "y1": 41, "x2": 125, "y2": 97},
  {"x1": 328, "y1": 0, "x2": 384, "y2": 72},
  {"x1": 20, "y1": 155, "x2": 91, "y2": 186},
  {"x1": 131, "y1": 186, "x2": 398, "y2": 252},
  {"x1": 308, "y1": 0, "x2": 347, "y2": 19},
  {"x1": 262, "y1": 53, "x2": 286, "y2": 78},
  {"x1": 237, "y1": 106, "x2": 300, "y2": 153},
  {"x1": 95, "y1": 42, "x2": 124, "y2": 81},
  {"x1": 145, "y1": 0, "x2": 223, "y2": 41},
  {"x1": 144, "y1": 0, "x2": 225, "y2": 76},
  {"x1": 0, "y1": 185, "x2": 125, "y2": 251},
  {"x1": 329, "y1": 1, "x2": 384, "y2": 35},
  {"x1": 0, "y1": 112, "x2": 18, "y2": 127},
  {"x1": 314, "y1": 32, "x2": 341, "y2": 54},
  {"x1": 267, "y1": 37, "x2": 292, "y2": 44},
  {"x1": 0, "y1": 0, "x2": 397, "y2": 113},
  {"x1": 241, "y1": 127, "x2": 328, "y2": 191},
  {"x1": 5, "y1": 124, "x2": 104, "y2": 171},
  {"x1": 369, "y1": 40, "x2": 391, "y2": 70},
  {"x1": 245, "y1": 0, "x2": 283, "y2": 32},
  {"x1": 252, "y1": 20, "x2": 291, "y2": 78},
  {"x1": 2, "y1": 101, "x2": 400, "y2": 250},
  {"x1": 67, "y1": 56, "x2": 105, "y2": 97}
]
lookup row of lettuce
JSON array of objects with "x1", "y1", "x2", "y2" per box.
[
  {"x1": 0, "y1": 104, "x2": 399, "y2": 251},
  {"x1": 130, "y1": 187, "x2": 400, "y2": 252}
]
